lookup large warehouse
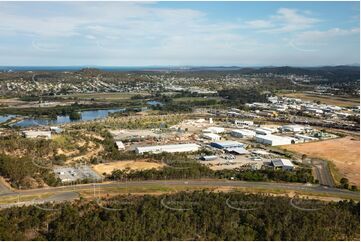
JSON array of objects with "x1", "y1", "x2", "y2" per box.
[
  {"x1": 255, "y1": 134, "x2": 296, "y2": 146},
  {"x1": 231, "y1": 129, "x2": 256, "y2": 138},
  {"x1": 202, "y1": 133, "x2": 221, "y2": 141},
  {"x1": 135, "y1": 143, "x2": 200, "y2": 154},
  {"x1": 210, "y1": 141, "x2": 244, "y2": 149},
  {"x1": 280, "y1": 124, "x2": 305, "y2": 133},
  {"x1": 202, "y1": 127, "x2": 225, "y2": 134}
]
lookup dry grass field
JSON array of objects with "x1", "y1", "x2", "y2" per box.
[
  {"x1": 281, "y1": 136, "x2": 360, "y2": 186},
  {"x1": 92, "y1": 160, "x2": 165, "y2": 175},
  {"x1": 282, "y1": 92, "x2": 359, "y2": 107}
]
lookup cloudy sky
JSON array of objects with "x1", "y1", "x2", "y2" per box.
[{"x1": 0, "y1": 1, "x2": 359, "y2": 66}]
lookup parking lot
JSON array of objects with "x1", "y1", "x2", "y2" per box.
[{"x1": 54, "y1": 166, "x2": 102, "y2": 183}]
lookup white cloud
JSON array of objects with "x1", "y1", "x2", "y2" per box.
[
  {"x1": 245, "y1": 8, "x2": 320, "y2": 33},
  {"x1": 289, "y1": 27, "x2": 360, "y2": 53},
  {"x1": 0, "y1": 2, "x2": 358, "y2": 66},
  {"x1": 244, "y1": 20, "x2": 274, "y2": 29}
]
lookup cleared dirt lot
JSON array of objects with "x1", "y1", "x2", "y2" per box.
[
  {"x1": 92, "y1": 160, "x2": 165, "y2": 175},
  {"x1": 282, "y1": 92, "x2": 359, "y2": 107},
  {"x1": 281, "y1": 136, "x2": 360, "y2": 186}
]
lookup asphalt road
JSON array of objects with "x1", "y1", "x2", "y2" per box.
[
  {"x1": 311, "y1": 159, "x2": 335, "y2": 187},
  {"x1": 0, "y1": 178, "x2": 13, "y2": 195},
  {"x1": 0, "y1": 179, "x2": 358, "y2": 209}
]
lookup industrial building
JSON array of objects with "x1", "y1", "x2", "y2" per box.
[
  {"x1": 231, "y1": 129, "x2": 256, "y2": 138},
  {"x1": 200, "y1": 155, "x2": 218, "y2": 161},
  {"x1": 135, "y1": 143, "x2": 200, "y2": 154},
  {"x1": 280, "y1": 125, "x2": 305, "y2": 133},
  {"x1": 202, "y1": 133, "x2": 221, "y2": 141},
  {"x1": 115, "y1": 141, "x2": 125, "y2": 150},
  {"x1": 255, "y1": 134, "x2": 296, "y2": 146},
  {"x1": 255, "y1": 127, "x2": 275, "y2": 135},
  {"x1": 210, "y1": 141, "x2": 244, "y2": 149},
  {"x1": 202, "y1": 127, "x2": 225, "y2": 134},
  {"x1": 294, "y1": 134, "x2": 318, "y2": 142},
  {"x1": 50, "y1": 126, "x2": 62, "y2": 134},
  {"x1": 235, "y1": 120, "x2": 254, "y2": 126},
  {"x1": 271, "y1": 159, "x2": 294, "y2": 171},
  {"x1": 22, "y1": 130, "x2": 52, "y2": 139},
  {"x1": 225, "y1": 147, "x2": 250, "y2": 155}
]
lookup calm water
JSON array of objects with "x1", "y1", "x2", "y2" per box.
[
  {"x1": 0, "y1": 115, "x2": 16, "y2": 123},
  {"x1": 146, "y1": 100, "x2": 164, "y2": 107},
  {"x1": 12, "y1": 108, "x2": 125, "y2": 127}
]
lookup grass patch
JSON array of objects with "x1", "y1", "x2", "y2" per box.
[{"x1": 0, "y1": 193, "x2": 54, "y2": 205}]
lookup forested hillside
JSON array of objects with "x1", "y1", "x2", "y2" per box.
[{"x1": 0, "y1": 191, "x2": 358, "y2": 240}]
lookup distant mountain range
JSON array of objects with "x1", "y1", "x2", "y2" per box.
[
  {"x1": 0, "y1": 65, "x2": 359, "y2": 72},
  {"x1": 0, "y1": 65, "x2": 359, "y2": 82}
]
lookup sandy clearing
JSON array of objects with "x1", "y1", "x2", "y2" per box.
[
  {"x1": 92, "y1": 160, "x2": 165, "y2": 175},
  {"x1": 281, "y1": 136, "x2": 360, "y2": 186}
]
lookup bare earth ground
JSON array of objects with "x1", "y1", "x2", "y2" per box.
[
  {"x1": 92, "y1": 160, "x2": 165, "y2": 175},
  {"x1": 281, "y1": 136, "x2": 360, "y2": 186},
  {"x1": 282, "y1": 92, "x2": 359, "y2": 107}
]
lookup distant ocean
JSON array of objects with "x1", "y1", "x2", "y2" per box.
[
  {"x1": 0, "y1": 66, "x2": 167, "y2": 72},
  {"x1": 0, "y1": 66, "x2": 243, "y2": 72}
]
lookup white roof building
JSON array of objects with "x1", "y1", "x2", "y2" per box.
[
  {"x1": 295, "y1": 134, "x2": 318, "y2": 142},
  {"x1": 225, "y1": 147, "x2": 250, "y2": 155},
  {"x1": 235, "y1": 120, "x2": 254, "y2": 126},
  {"x1": 271, "y1": 159, "x2": 294, "y2": 170},
  {"x1": 202, "y1": 127, "x2": 225, "y2": 134},
  {"x1": 115, "y1": 141, "x2": 125, "y2": 150},
  {"x1": 281, "y1": 125, "x2": 305, "y2": 133},
  {"x1": 255, "y1": 127, "x2": 276, "y2": 135},
  {"x1": 135, "y1": 143, "x2": 200, "y2": 154},
  {"x1": 231, "y1": 129, "x2": 256, "y2": 138},
  {"x1": 22, "y1": 130, "x2": 51, "y2": 139},
  {"x1": 202, "y1": 133, "x2": 221, "y2": 141},
  {"x1": 255, "y1": 134, "x2": 296, "y2": 146},
  {"x1": 210, "y1": 141, "x2": 244, "y2": 149}
]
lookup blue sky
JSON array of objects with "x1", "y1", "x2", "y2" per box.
[{"x1": 0, "y1": 1, "x2": 359, "y2": 66}]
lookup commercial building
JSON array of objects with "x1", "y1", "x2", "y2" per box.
[
  {"x1": 22, "y1": 130, "x2": 51, "y2": 139},
  {"x1": 202, "y1": 133, "x2": 221, "y2": 141},
  {"x1": 210, "y1": 141, "x2": 244, "y2": 149},
  {"x1": 231, "y1": 129, "x2": 256, "y2": 138},
  {"x1": 135, "y1": 143, "x2": 200, "y2": 154},
  {"x1": 271, "y1": 159, "x2": 294, "y2": 171},
  {"x1": 255, "y1": 134, "x2": 296, "y2": 146}
]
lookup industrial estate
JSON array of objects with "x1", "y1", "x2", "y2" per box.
[
  {"x1": 0, "y1": 65, "x2": 359, "y2": 240},
  {"x1": 0, "y1": 1, "x2": 359, "y2": 241}
]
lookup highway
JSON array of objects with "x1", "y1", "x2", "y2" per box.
[{"x1": 0, "y1": 179, "x2": 359, "y2": 208}]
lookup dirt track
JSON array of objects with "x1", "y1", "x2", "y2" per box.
[{"x1": 92, "y1": 160, "x2": 165, "y2": 175}]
